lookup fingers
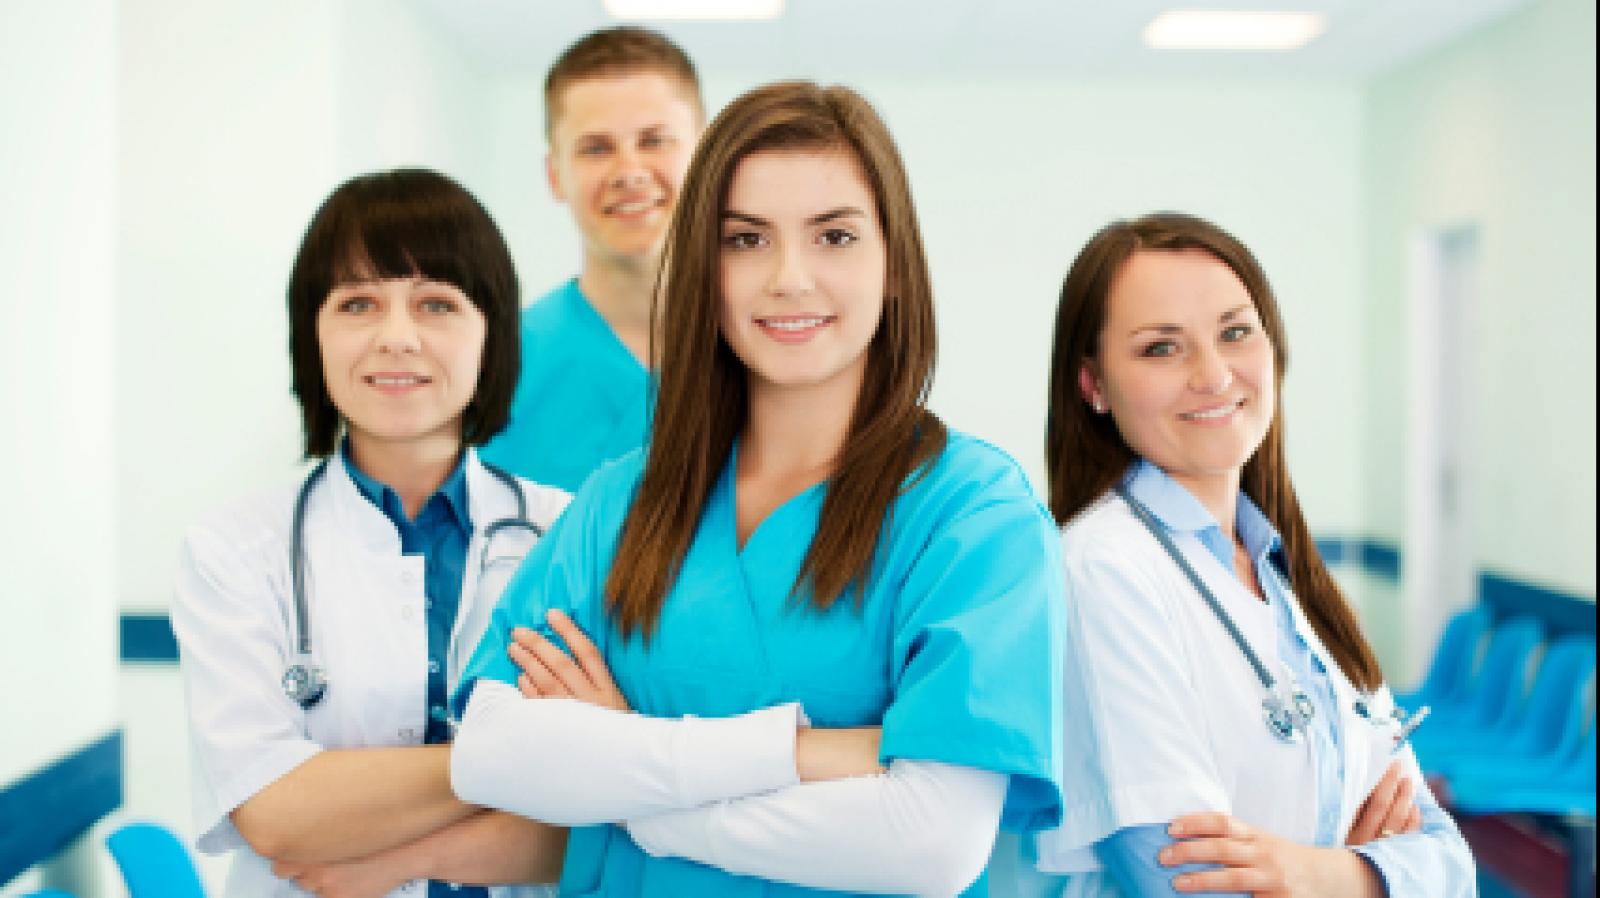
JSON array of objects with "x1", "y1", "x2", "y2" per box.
[
  {"x1": 546, "y1": 609, "x2": 618, "y2": 693},
  {"x1": 1377, "y1": 774, "x2": 1415, "y2": 837},
  {"x1": 508, "y1": 636, "x2": 570, "y2": 699},
  {"x1": 1403, "y1": 804, "x2": 1423, "y2": 833},
  {"x1": 1170, "y1": 812, "x2": 1253, "y2": 840},
  {"x1": 1173, "y1": 866, "x2": 1278, "y2": 893},
  {"x1": 1160, "y1": 836, "x2": 1261, "y2": 869},
  {"x1": 1349, "y1": 761, "x2": 1406, "y2": 844}
]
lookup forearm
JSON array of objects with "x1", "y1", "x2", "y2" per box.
[
  {"x1": 1351, "y1": 794, "x2": 1476, "y2": 897},
  {"x1": 397, "y1": 810, "x2": 566, "y2": 886},
  {"x1": 625, "y1": 759, "x2": 1007, "y2": 894},
  {"x1": 451, "y1": 681, "x2": 802, "y2": 825},
  {"x1": 232, "y1": 745, "x2": 470, "y2": 863}
]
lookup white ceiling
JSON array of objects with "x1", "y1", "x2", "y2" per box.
[{"x1": 411, "y1": 0, "x2": 1533, "y2": 82}]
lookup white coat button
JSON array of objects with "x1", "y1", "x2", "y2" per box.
[{"x1": 428, "y1": 658, "x2": 441, "y2": 675}]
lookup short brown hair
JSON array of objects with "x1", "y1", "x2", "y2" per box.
[
  {"x1": 287, "y1": 168, "x2": 520, "y2": 458},
  {"x1": 544, "y1": 26, "x2": 702, "y2": 136},
  {"x1": 605, "y1": 81, "x2": 946, "y2": 642},
  {"x1": 1044, "y1": 212, "x2": 1382, "y2": 691}
]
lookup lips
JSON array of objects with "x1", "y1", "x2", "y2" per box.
[
  {"x1": 1179, "y1": 397, "x2": 1246, "y2": 421},
  {"x1": 755, "y1": 315, "x2": 835, "y2": 343},
  {"x1": 364, "y1": 372, "x2": 432, "y2": 391},
  {"x1": 604, "y1": 195, "x2": 665, "y2": 216}
]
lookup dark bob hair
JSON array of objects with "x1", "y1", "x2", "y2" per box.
[{"x1": 287, "y1": 168, "x2": 520, "y2": 458}]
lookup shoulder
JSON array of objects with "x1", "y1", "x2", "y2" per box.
[
  {"x1": 1057, "y1": 491, "x2": 1182, "y2": 619},
  {"x1": 181, "y1": 477, "x2": 302, "y2": 561},
  {"x1": 520, "y1": 279, "x2": 583, "y2": 337},
  {"x1": 557, "y1": 448, "x2": 648, "y2": 531},
  {"x1": 905, "y1": 430, "x2": 1047, "y2": 516}
]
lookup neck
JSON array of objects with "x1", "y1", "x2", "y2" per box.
[
  {"x1": 739, "y1": 373, "x2": 860, "y2": 486},
  {"x1": 346, "y1": 430, "x2": 463, "y2": 521},
  {"x1": 1169, "y1": 469, "x2": 1243, "y2": 543},
  {"x1": 578, "y1": 250, "x2": 660, "y2": 362}
]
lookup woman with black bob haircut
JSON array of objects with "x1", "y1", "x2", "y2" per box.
[
  {"x1": 1006, "y1": 212, "x2": 1474, "y2": 897},
  {"x1": 172, "y1": 168, "x2": 571, "y2": 897}
]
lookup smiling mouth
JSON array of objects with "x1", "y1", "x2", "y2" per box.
[
  {"x1": 365, "y1": 374, "x2": 432, "y2": 386},
  {"x1": 605, "y1": 196, "x2": 664, "y2": 216},
  {"x1": 1179, "y1": 397, "x2": 1246, "y2": 421}
]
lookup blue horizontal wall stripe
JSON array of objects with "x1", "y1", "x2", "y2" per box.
[
  {"x1": 0, "y1": 730, "x2": 123, "y2": 886},
  {"x1": 121, "y1": 612, "x2": 178, "y2": 662},
  {"x1": 1480, "y1": 570, "x2": 1596, "y2": 637}
]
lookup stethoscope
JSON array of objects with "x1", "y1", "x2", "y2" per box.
[
  {"x1": 1118, "y1": 485, "x2": 1320, "y2": 744},
  {"x1": 1118, "y1": 486, "x2": 1429, "y2": 747},
  {"x1": 282, "y1": 458, "x2": 544, "y2": 709}
]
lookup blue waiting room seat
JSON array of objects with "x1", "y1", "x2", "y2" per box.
[
  {"x1": 1394, "y1": 603, "x2": 1492, "y2": 710},
  {"x1": 1421, "y1": 635, "x2": 1595, "y2": 777},
  {"x1": 105, "y1": 821, "x2": 208, "y2": 898},
  {"x1": 1412, "y1": 616, "x2": 1544, "y2": 767}
]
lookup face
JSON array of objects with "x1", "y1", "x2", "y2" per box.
[
  {"x1": 317, "y1": 275, "x2": 487, "y2": 449},
  {"x1": 1082, "y1": 248, "x2": 1276, "y2": 495},
  {"x1": 547, "y1": 73, "x2": 701, "y2": 267},
  {"x1": 717, "y1": 150, "x2": 887, "y2": 401}
]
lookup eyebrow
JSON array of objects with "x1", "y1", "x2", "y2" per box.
[
  {"x1": 720, "y1": 206, "x2": 867, "y2": 228},
  {"x1": 1127, "y1": 303, "x2": 1254, "y2": 338}
]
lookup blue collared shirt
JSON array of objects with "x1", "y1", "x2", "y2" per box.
[{"x1": 342, "y1": 444, "x2": 486, "y2": 898}]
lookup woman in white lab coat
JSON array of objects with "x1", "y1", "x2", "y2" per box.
[
  {"x1": 1010, "y1": 212, "x2": 1476, "y2": 897},
  {"x1": 172, "y1": 169, "x2": 570, "y2": 897}
]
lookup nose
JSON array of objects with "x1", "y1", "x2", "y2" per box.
[
  {"x1": 765, "y1": 242, "x2": 815, "y2": 298},
  {"x1": 1188, "y1": 343, "x2": 1233, "y2": 395},
  {"x1": 375, "y1": 304, "x2": 421, "y2": 355},
  {"x1": 609, "y1": 146, "x2": 650, "y2": 190}
]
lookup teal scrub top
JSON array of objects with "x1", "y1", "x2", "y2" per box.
[
  {"x1": 479, "y1": 279, "x2": 649, "y2": 493},
  {"x1": 457, "y1": 431, "x2": 1066, "y2": 897}
]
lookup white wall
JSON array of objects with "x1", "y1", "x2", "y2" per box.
[
  {"x1": 0, "y1": 0, "x2": 119, "y2": 793},
  {"x1": 1361, "y1": 0, "x2": 1596, "y2": 670}
]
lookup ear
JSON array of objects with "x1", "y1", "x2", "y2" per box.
[
  {"x1": 546, "y1": 153, "x2": 566, "y2": 203},
  {"x1": 1078, "y1": 362, "x2": 1105, "y2": 413}
]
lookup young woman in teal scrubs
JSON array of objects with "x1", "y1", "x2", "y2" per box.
[{"x1": 449, "y1": 81, "x2": 1066, "y2": 896}]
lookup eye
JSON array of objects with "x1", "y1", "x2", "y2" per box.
[
  {"x1": 576, "y1": 139, "x2": 611, "y2": 157},
  {"x1": 818, "y1": 228, "x2": 858, "y2": 247},
  {"x1": 419, "y1": 297, "x2": 459, "y2": 314},
  {"x1": 1139, "y1": 340, "x2": 1179, "y2": 358},
  {"x1": 640, "y1": 132, "x2": 671, "y2": 150},
  {"x1": 1221, "y1": 324, "x2": 1254, "y2": 342},
  {"x1": 721, "y1": 231, "x2": 766, "y2": 251},
  {"x1": 336, "y1": 296, "x2": 376, "y2": 314}
]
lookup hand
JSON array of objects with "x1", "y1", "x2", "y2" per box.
[
  {"x1": 273, "y1": 853, "x2": 413, "y2": 898},
  {"x1": 508, "y1": 609, "x2": 630, "y2": 712},
  {"x1": 795, "y1": 727, "x2": 885, "y2": 782},
  {"x1": 1346, "y1": 760, "x2": 1422, "y2": 845},
  {"x1": 1162, "y1": 813, "x2": 1384, "y2": 897}
]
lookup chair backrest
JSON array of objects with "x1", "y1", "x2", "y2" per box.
[
  {"x1": 1507, "y1": 636, "x2": 1597, "y2": 754},
  {"x1": 1461, "y1": 616, "x2": 1544, "y2": 729},
  {"x1": 105, "y1": 821, "x2": 207, "y2": 898},
  {"x1": 1412, "y1": 604, "x2": 1492, "y2": 704}
]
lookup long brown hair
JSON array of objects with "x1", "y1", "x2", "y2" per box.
[
  {"x1": 1045, "y1": 212, "x2": 1382, "y2": 691},
  {"x1": 606, "y1": 81, "x2": 946, "y2": 642}
]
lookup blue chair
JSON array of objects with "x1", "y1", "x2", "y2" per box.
[
  {"x1": 105, "y1": 821, "x2": 208, "y2": 898},
  {"x1": 1412, "y1": 616, "x2": 1544, "y2": 767},
  {"x1": 1424, "y1": 636, "x2": 1595, "y2": 775},
  {"x1": 1394, "y1": 603, "x2": 1492, "y2": 709},
  {"x1": 1449, "y1": 716, "x2": 1596, "y2": 817}
]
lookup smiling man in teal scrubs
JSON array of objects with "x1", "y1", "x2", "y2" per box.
[{"x1": 480, "y1": 27, "x2": 705, "y2": 491}]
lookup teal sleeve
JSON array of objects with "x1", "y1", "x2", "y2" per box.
[
  {"x1": 879, "y1": 492, "x2": 1067, "y2": 834},
  {"x1": 451, "y1": 473, "x2": 609, "y2": 718}
]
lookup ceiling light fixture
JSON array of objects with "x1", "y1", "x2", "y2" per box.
[
  {"x1": 603, "y1": 0, "x2": 785, "y2": 21},
  {"x1": 1143, "y1": 10, "x2": 1327, "y2": 51}
]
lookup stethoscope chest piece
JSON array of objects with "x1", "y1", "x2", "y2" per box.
[{"x1": 283, "y1": 658, "x2": 327, "y2": 709}]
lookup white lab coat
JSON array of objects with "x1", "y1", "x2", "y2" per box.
[
  {"x1": 172, "y1": 449, "x2": 570, "y2": 898},
  {"x1": 1032, "y1": 490, "x2": 1430, "y2": 891}
]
